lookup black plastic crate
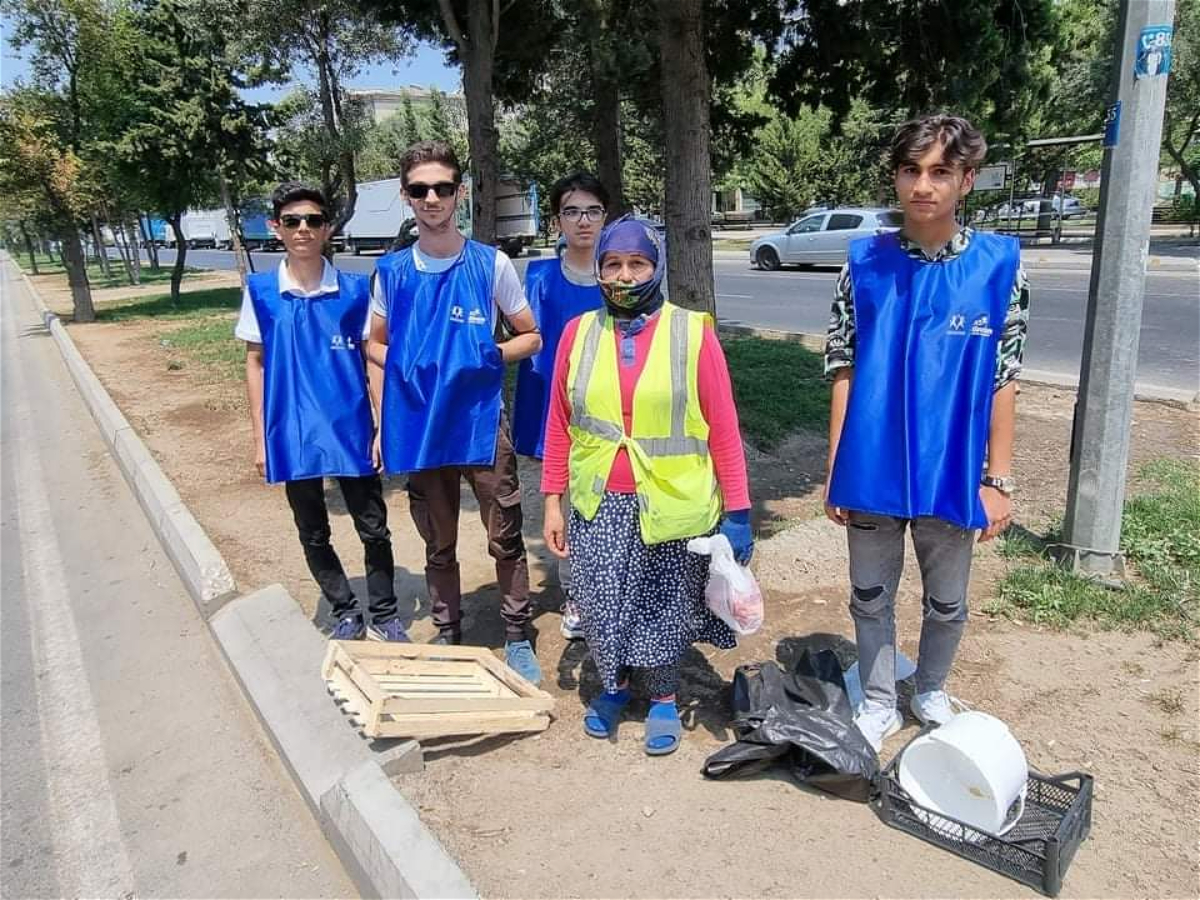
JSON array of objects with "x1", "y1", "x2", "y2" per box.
[{"x1": 876, "y1": 749, "x2": 1093, "y2": 897}]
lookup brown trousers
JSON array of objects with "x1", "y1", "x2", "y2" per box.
[{"x1": 407, "y1": 420, "x2": 531, "y2": 641}]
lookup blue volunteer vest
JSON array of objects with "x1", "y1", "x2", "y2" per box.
[
  {"x1": 248, "y1": 269, "x2": 375, "y2": 483},
  {"x1": 375, "y1": 240, "x2": 503, "y2": 473},
  {"x1": 511, "y1": 259, "x2": 603, "y2": 458},
  {"x1": 829, "y1": 231, "x2": 1019, "y2": 530}
]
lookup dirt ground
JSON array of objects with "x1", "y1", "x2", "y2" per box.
[{"x1": 64, "y1": 301, "x2": 1200, "y2": 899}]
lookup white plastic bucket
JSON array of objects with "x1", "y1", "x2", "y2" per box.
[{"x1": 897, "y1": 711, "x2": 1028, "y2": 836}]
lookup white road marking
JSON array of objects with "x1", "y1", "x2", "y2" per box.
[{"x1": 3, "y1": 266, "x2": 136, "y2": 899}]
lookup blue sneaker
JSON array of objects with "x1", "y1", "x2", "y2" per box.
[
  {"x1": 330, "y1": 614, "x2": 365, "y2": 640},
  {"x1": 367, "y1": 618, "x2": 411, "y2": 642},
  {"x1": 504, "y1": 639, "x2": 542, "y2": 686}
]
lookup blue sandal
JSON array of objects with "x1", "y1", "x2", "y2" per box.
[
  {"x1": 583, "y1": 689, "x2": 630, "y2": 739},
  {"x1": 644, "y1": 700, "x2": 682, "y2": 756}
]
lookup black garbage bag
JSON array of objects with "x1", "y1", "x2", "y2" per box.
[{"x1": 702, "y1": 648, "x2": 880, "y2": 802}]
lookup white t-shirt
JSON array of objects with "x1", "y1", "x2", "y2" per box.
[
  {"x1": 234, "y1": 259, "x2": 370, "y2": 343},
  {"x1": 370, "y1": 243, "x2": 529, "y2": 324},
  {"x1": 561, "y1": 258, "x2": 598, "y2": 287}
]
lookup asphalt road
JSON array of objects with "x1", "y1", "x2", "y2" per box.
[
  {"x1": 0, "y1": 259, "x2": 354, "y2": 898},
  {"x1": 157, "y1": 245, "x2": 1199, "y2": 393}
]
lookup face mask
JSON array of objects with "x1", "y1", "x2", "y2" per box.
[{"x1": 595, "y1": 216, "x2": 666, "y2": 317}]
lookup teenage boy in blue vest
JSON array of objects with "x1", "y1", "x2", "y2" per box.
[
  {"x1": 367, "y1": 141, "x2": 545, "y2": 685},
  {"x1": 237, "y1": 182, "x2": 407, "y2": 642},
  {"x1": 511, "y1": 172, "x2": 608, "y2": 641},
  {"x1": 824, "y1": 115, "x2": 1030, "y2": 752}
]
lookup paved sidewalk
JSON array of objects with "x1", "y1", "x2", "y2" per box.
[{"x1": 0, "y1": 259, "x2": 355, "y2": 899}]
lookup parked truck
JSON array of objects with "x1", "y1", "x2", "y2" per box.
[
  {"x1": 176, "y1": 209, "x2": 233, "y2": 249},
  {"x1": 341, "y1": 176, "x2": 539, "y2": 257},
  {"x1": 239, "y1": 200, "x2": 280, "y2": 251}
]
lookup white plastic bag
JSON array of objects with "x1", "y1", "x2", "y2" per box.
[{"x1": 687, "y1": 534, "x2": 764, "y2": 635}]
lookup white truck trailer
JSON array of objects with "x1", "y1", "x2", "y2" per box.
[
  {"x1": 342, "y1": 176, "x2": 539, "y2": 257},
  {"x1": 171, "y1": 209, "x2": 232, "y2": 249}
]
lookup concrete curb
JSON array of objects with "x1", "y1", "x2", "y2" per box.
[
  {"x1": 18, "y1": 267, "x2": 237, "y2": 612},
  {"x1": 322, "y1": 761, "x2": 475, "y2": 900},
  {"x1": 716, "y1": 322, "x2": 1200, "y2": 408},
  {"x1": 13, "y1": 259, "x2": 476, "y2": 900},
  {"x1": 211, "y1": 585, "x2": 475, "y2": 900}
]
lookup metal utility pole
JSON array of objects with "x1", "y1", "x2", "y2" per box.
[{"x1": 1060, "y1": 0, "x2": 1176, "y2": 576}]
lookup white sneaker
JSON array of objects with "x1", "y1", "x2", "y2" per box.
[
  {"x1": 853, "y1": 701, "x2": 903, "y2": 753},
  {"x1": 559, "y1": 599, "x2": 585, "y2": 641},
  {"x1": 910, "y1": 690, "x2": 961, "y2": 726}
]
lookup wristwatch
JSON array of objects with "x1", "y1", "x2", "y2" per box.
[{"x1": 981, "y1": 474, "x2": 1016, "y2": 496}]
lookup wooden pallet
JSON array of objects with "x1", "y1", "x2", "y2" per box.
[{"x1": 321, "y1": 640, "x2": 555, "y2": 739}]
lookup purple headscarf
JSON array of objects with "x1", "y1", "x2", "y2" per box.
[{"x1": 595, "y1": 216, "x2": 666, "y2": 318}]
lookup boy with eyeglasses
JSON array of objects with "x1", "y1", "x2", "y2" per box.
[
  {"x1": 512, "y1": 172, "x2": 608, "y2": 641},
  {"x1": 367, "y1": 141, "x2": 545, "y2": 685},
  {"x1": 236, "y1": 181, "x2": 407, "y2": 642}
]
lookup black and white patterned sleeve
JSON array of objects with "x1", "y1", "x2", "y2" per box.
[
  {"x1": 994, "y1": 265, "x2": 1030, "y2": 390},
  {"x1": 824, "y1": 263, "x2": 856, "y2": 378}
]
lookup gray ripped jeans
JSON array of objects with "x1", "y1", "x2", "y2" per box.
[{"x1": 846, "y1": 512, "x2": 975, "y2": 707}]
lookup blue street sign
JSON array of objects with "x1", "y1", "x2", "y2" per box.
[
  {"x1": 1102, "y1": 101, "x2": 1121, "y2": 149},
  {"x1": 1134, "y1": 25, "x2": 1173, "y2": 79}
]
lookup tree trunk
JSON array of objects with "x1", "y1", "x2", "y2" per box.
[
  {"x1": 107, "y1": 202, "x2": 138, "y2": 285},
  {"x1": 313, "y1": 18, "x2": 358, "y2": 238},
  {"x1": 218, "y1": 170, "x2": 249, "y2": 287},
  {"x1": 90, "y1": 214, "x2": 112, "y2": 277},
  {"x1": 657, "y1": 0, "x2": 715, "y2": 314},
  {"x1": 167, "y1": 214, "x2": 187, "y2": 306},
  {"x1": 587, "y1": 1, "x2": 628, "y2": 219},
  {"x1": 454, "y1": 0, "x2": 499, "y2": 244},
  {"x1": 126, "y1": 216, "x2": 142, "y2": 282},
  {"x1": 138, "y1": 214, "x2": 161, "y2": 271},
  {"x1": 61, "y1": 230, "x2": 95, "y2": 322},
  {"x1": 18, "y1": 221, "x2": 39, "y2": 274}
]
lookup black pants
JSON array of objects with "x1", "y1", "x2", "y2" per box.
[{"x1": 284, "y1": 475, "x2": 397, "y2": 625}]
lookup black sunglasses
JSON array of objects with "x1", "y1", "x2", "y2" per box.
[
  {"x1": 278, "y1": 213, "x2": 329, "y2": 229},
  {"x1": 404, "y1": 181, "x2": 458, "y2": 200}
]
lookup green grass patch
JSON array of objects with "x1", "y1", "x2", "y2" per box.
[
  {"x1": 13, "y1": 252, "x2": 205, "y2": 289},
  {"x1": 714, "y1": 238, "x2": 755, "y2": 252},
  {"x1": 159, "y1": 316, "x2": 245, "y2": 381},
  {"x1": 990, "y1": 459, "x2": 1199, "y2": 638},
  {"x1": 96, "y1": 287, "x2": 242, "y2": 322},
  {"x1": 723, "y1": 336, "x2": 829, "y2": 449}
]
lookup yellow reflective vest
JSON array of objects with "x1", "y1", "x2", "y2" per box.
[{"x1": 566, "y1": 302, "x2": 722, "y2": 544}]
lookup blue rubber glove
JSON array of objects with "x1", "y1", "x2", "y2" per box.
[{"x1": 719, "y1": 509, "x2": 754, "y2": 566}]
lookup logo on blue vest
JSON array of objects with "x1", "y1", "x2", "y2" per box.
[
  {"x1": 948, "y1": 314, "x2": 966, "y2": 335},
  {"x1": 330, "y1": 334, "x2": 357, "y2": 351},
  {"x1": 970, "y1": 314, "x2": 993, "y2": 338},
  {"x1": 450, "y1": 304, "x2": 487, "y2": 326}
]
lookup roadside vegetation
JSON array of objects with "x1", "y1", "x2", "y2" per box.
[
  {"x1": 991, "y1": 459, "x2": 1200, "y2": 639},
  {"x1": 13, "y1": 252, "x2": 193, "y2": 291},
  {"x1": 722, "y1": 336, "x2": 829, "y2": 449}
]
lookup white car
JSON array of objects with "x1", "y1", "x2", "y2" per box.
[{"x1": 750, "y1": 208, "x2": 903, "y2": 269}]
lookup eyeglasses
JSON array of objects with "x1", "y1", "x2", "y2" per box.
[
  {"x1": 559, "y1": 206, "x2": 606, "y2": 223},
  {"x1": 278, "y1": 213, "x2": 329, "y2": 230},
  {"x1": 404, "y1": 181, "x2": 458, "y2": 200}
]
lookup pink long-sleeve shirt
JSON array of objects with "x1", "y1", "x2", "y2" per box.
[{"x1": 539, "y1": 310, "x2": 751, "y2": 511}]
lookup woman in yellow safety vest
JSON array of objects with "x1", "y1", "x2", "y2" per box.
[{"x1": 541, "y1": 216, "x2": 753, "y2": 756}]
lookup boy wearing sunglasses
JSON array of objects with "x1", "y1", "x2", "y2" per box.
[
  {"x1": 236, "y1": 182, "x2": 407, "y2": 642},
  {"x1": 511, "y1": 172, "x2": 608, "y2": 641},
  {"x1": 367, "y1": 141, "x2": 545, "y2": 685}
]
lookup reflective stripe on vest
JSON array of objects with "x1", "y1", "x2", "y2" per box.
[
  {"x1": 570, "y1": 308, "x2": 709, "y2": 459},
  {"x1": 565, "y1": 302, "x2": 721, "y2": 544}
]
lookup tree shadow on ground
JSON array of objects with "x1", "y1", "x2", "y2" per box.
[
  {"x1": 93, "y1": 286, "x2": 241, "y2": 321},
  {"x1": 554, "y1": 641, "x2": 735, "y2": 744}
]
